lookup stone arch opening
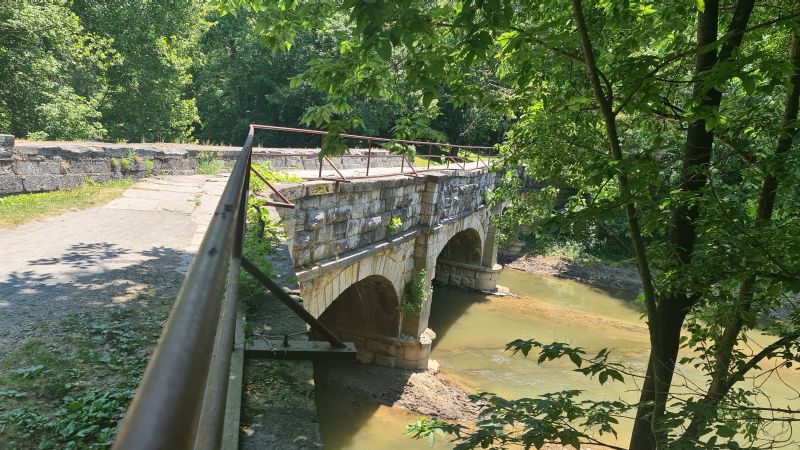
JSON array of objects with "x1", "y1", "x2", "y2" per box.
[
  {"x1": 317, "y1": 275, "x2": 400, "y2": 337},
  {"x1": 433, "y1": 227, "x2": 500, "y2": 291},
  {"x1": 437, "y1": 228, "x2": 482, "y2": 265}
]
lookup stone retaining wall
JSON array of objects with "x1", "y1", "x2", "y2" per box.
[{"x1": 0, "y1": 135, "x2": 401, "y2": 196}]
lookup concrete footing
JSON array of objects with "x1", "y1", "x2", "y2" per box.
[
  {"x1": 435, "y1": 259, "x2": 502, "y2": 291},
  {"x1": 330, "y1": 328, "x2": 437, "y2": 370}
]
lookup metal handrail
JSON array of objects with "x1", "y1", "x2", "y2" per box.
[
  {"x1": 250, "y1": 123, "x2": 494, "y2": 178},
  {"x1": 113, "y1": 129, "x2": 254, "y2": 450}
]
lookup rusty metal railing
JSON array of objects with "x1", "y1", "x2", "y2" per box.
[
  {"x1": 112, "y1": 125, "x2": 346, "y2": 450},
  {"x1": 250, "y1": 124, "x2": 494, "y2": 179}
]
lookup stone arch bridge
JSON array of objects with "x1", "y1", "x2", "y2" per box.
[{"x1": 272, "y1": 168, "x2": 502, "y2": 370}]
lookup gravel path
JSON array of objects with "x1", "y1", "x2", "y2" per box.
[{"x1": 0, "y1": 175, "x2": 227, "y2": 356}]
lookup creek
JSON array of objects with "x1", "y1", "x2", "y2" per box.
[{"x1": 315, "y1": 269, "x2": 800, "y2": 449}]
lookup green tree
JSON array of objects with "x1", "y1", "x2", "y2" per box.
[
  {"x1": 217, "y1": 0, "x2": 800, "y2": 448},
  {"x1": 0, "y1": 0, "x2": 112, "y2": 140},
  {"x1": 71, "y1": 0, "x2": 206, "y2": 142}
]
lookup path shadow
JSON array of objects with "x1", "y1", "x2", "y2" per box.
[
  {"x1": 27, "y1": 243, "x2": 131, "y2": 269},
  {"x1": 0, "y1": 242, "x2": 189, "y2": 356}
]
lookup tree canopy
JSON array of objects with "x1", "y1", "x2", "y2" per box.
[{"x1": 0, "y1": 0, "x2": 501, "y2": 146}]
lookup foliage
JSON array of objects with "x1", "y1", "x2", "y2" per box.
[
  {"x1": 0, "y1": 0, "x2": 113, "y2": 140},
  {"x1": 70, "y1": 0, "x2": 205, "y2": 142},
  {"x1": 401, "y1": 268, "x2": 429, "y2": 314},
  {"x1": 222, "y1": 0, "x2": 800, "y2": 448},
  {"x1": 0, "y1": 293, "x2": 171, "y2": 449},
  {"x1": 0, "y1": 179, "x2": 134, "y2": 228},
  {"x1": 385, "y1": 216, "x2": 403, "y2": 236},
  {"x1": 195, "y1": 151, "x2": 226, "y2": 175},
  {"x1": 239, "y1": 164, "x2": 291, "y2": 303}
]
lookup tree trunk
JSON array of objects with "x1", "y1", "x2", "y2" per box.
[
  {"x1": 629, "y1": 0, "x2": 755, "y2": 447},
  {"x1": 677, "y1": 26, "x2": 800, "y2": 444}
]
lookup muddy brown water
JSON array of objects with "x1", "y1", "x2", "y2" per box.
[{"x1": 315, "y1": 269, "x2": 800, "y2": 449}]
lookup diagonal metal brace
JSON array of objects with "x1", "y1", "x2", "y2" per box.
[{"x1": 240, "y1": 256, "x2": 347, "y2": 349}]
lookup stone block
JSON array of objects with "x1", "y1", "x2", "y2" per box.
[
  {"x1": 356, "y1": 349, "x2": 375, "y2": 364},
  {"x1": 319, "y1": 195, "x2": 337, "y2": 209},
  {"x1": 363, "y1": 215, "x2": 382, "y2": 231},
  {"x1": 379, "y1": 188, "x2": 395, "y2": 200},
  {"x1": 296, "y1": 249, "x2": 311, "y2": 266},
  {"x1": 346, "y1": 219, "x2": 361, "y2": 236},
  {"x1": 306, "y1": 182, "x2": 334, "y2": 196},
  {"x1": 0, "y1": 175, "x2": 24, "y2": 195},
  {"x1": 312, "y1": 244, "x2": 329, "y2": 262},
  {"x1": 13, "y1": 159, "x2": 63, "y2": 175},
  {"x1": 60, "y1": 175, "x2": 86, "y2": 190},
  {"x1": 294, "y1": 232, "x2": 312, "y2": 248},
  {"x1": 22, "y1": 175, "x2": 60, "y2": 192},
  {"x1": 67, "y1": 159, "x2": 112, "y2": 173},
  {"x1": 305, "y1": 210, "x2": 326, "y2": 230},
  {"x1": 332, "y1": 221, "x2": 347, "y2": 239},
  {"x1": 333, "y1": 238, "x2": 350, "y2": 255},
  {"x1": 327, "y1": 207, "x2": 351, "y2": 223},
  {"x1": 316, "y1": 226, "x2": 333, "y2": 242},
  {"x1": 396, "y1": 194, "x2": 414, "y2": 208},
  {"x1": 374, "y1": 355, "x2": 396, "y2": 368}
]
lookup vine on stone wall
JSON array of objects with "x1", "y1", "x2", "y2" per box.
[{"x1": 401, "y1": 268, "x2": 429, "y2": 314}]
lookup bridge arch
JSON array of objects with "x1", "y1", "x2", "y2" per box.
[
  {"x1": 317, "y1": 274, "x2": 400, "y2": 337},
  {"x1": 426, "y1": 212, "x2": 488, "y2": 267},
  {"x1": 436, "y1": 228, "x2": 482, "y2": 265}
]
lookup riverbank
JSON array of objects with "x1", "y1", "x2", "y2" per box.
[
  {"x1": 500, "y1": 252, "x2": 642, "y2": 293},
  {"x1": 314, "y1": 361, "x2": 481, "y2": 421}
]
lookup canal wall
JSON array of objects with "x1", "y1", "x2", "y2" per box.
[{"x1": 0, "y1": 135, "x2": 401, "y2": 196}]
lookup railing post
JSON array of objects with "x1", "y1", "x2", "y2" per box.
[
  {"x1": 427, "y1": 144, "x2": 432, "y2": 169},
  {"x1": 366, "y1": 139, "x2": 372, "y2": 176},
  {"x1": 400, "y1": 153, "x2": 405, "y2": 174},
  {"x1": 318, "y1": 137, "x2": 324, "y2": 179}
]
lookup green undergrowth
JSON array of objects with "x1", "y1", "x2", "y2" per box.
[
  {"x1": 0, "y1": 179, "x2": 135, "y2": 228},
  {"x1": 521, "y1": 237, "x2": 634, "y2": 267},
  {"x1": 239, "y1": 163, "x2": 294, "y2": 309},
  {"x1": 413, "y1": 156, "x2": 444, "y2": 167},
  {"x1": 195, "y1": 151, "x2": 226, "y2": 175},
  {"x1": 249, "y1": 161, "x2": 303, "y2": 187},
  {"x1": 0, "y1": 290, "x2": 173, "y2": 449}
]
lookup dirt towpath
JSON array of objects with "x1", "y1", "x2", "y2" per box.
[{"x1": 0, "y1": 175, "x2": 227, "y2": 356}]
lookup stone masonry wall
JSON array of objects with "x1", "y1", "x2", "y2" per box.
[
  {"x1": 276, "y1": 177, "x2": 426, "y2": 267},
  {"x1": 274, "y1": 170, "x2": 497, "y2": 269},
  {"x1": 0, "y1": 136, "x2": 401, "y2": 197}
]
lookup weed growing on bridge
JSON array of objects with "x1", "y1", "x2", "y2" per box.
[
  {"x1": 196, "y1": 151, "x2": 225, "y2": 175},
  {"x1": 250, "y1": 161, "x2": 303, "y2": 187},
  {"x1": 385, "y1": 217, "x2": 403, "y2": 236},
  {"x1": 401, "y1": 268, "x2": 429, "y2": 314}
]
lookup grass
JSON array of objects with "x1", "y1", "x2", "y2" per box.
[
  {"x1": 196, "y1": 151, "x2": 226, "y2": 175},
  {"x1": 414, "y1": 156, "x2": 444, "y2": 167},
  {"x1": 0, "y1": 290, "x2": 172, "y2": 449},
  {"x1": 0, "y1": 179, "x2": 134, "y2": 228}
]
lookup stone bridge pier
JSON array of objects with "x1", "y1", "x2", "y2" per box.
[{"x1": 274, "y1": 168, "x2": 501, "y2": 370}]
